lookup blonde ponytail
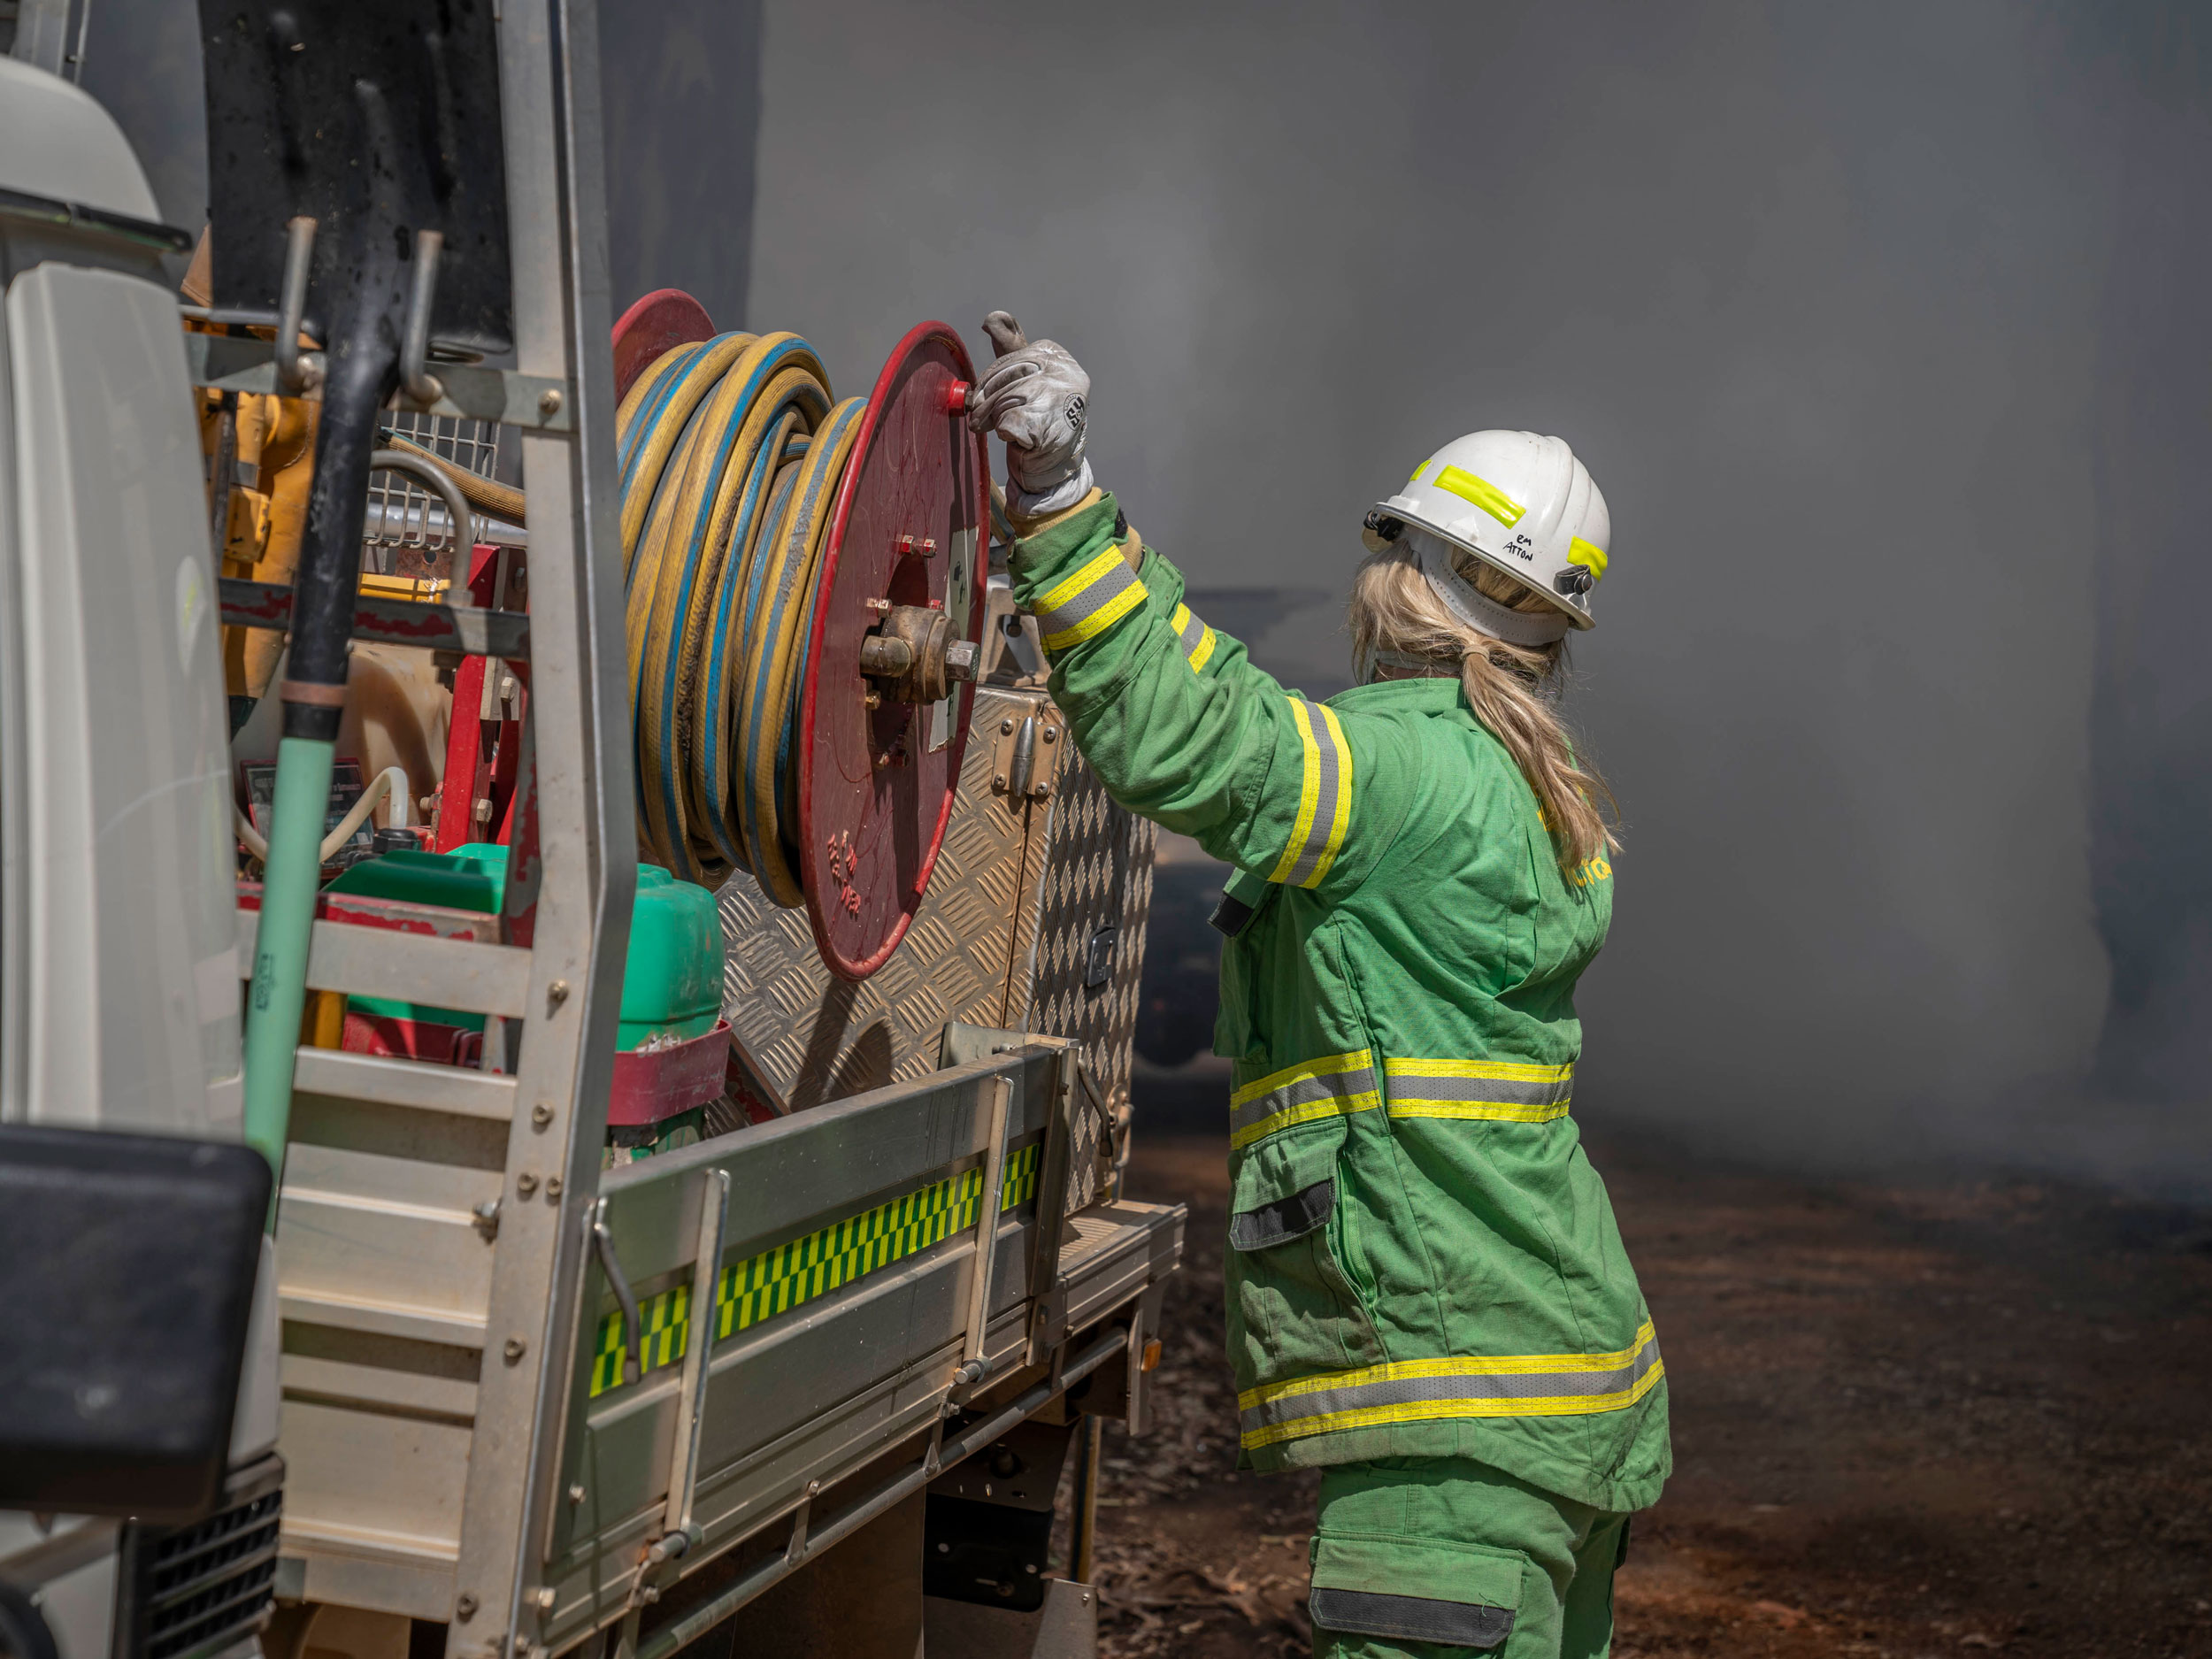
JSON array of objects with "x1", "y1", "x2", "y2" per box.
[{"x1": 1348, "y1": 543, "x2": 1617, "y2": 870}]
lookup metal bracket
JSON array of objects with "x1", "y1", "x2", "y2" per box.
[
  {"x1": 589, "y1": 1201, "x2": 642, "y2": 1388},
  {"x1": 182, "y1": 332, "x2": 575, "y2": 433},
  {"x1": 400, "y1": 229, "x2": 448, "y2": 405},
  {"x1": 988, "y1": 705, "x2": 1063, "y2": 803},
  {"x1": 1024, "y1": 1044, "x2": 1081, "y2": 1365},
  {"x1": 951, "y1": 1075, "x2": 1014, "y2": 1394},
  {"x1": 653, "y1": 1167, "x2": 727, "y2": 1550},
  {"x1": 274, "y1": 216, "x2": 323, "y2": 396}
]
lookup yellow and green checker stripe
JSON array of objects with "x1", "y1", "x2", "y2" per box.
[{"x1": 589, "y1": 1141, "x2": 1041, "y2": 1397}]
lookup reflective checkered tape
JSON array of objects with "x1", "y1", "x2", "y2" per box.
[{"x1": 589, "y1": 1141, "x2": 1042, "y2": 1397}]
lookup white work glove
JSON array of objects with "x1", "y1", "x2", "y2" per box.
[{"x1": 970, "y1": 311, "x2": 1094, "y2": 518}]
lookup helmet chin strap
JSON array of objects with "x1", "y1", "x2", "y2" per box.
[{"x1": 1408, "y1": 528, "x2": 1571, "y2": 649}]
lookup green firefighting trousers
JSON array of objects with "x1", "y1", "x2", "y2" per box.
[
  {"x1": 1310, "y1": 1459, "x2": 1629, "y2": 1657},
  {"x1": 1006, "y1": 489, "x2": 1670, "y2": 1647}
]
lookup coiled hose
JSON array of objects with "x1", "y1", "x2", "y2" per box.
[{"x1": 617, "y1": 332, "x2": 867, "y2": 900}]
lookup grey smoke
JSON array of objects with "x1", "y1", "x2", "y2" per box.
[
  {"x1": 55, "y1": 0, "x2": 2212, "y2": 1185},
  {"x1": 750, "y1": 0, "x2": 2211, "y2": 1185}
]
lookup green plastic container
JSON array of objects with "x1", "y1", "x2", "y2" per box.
[{"x1": 326, "y1": 844, "x2": 723, "y2": 1048}]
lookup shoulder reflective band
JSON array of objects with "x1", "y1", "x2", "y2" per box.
[
  {"x1": 1568, "y1": 535, "x2": 1609, "y2": 580},
  {"x1": 1384, "y1": 1057, "x2": 1573, "y2": 1124},
  {"x1": 1238, "y1": 1320, "x2": 1663, "y2": 1449},
  {"x1": 1170, "y1": 602, "x2": 1217, "y2": 672},
  {"x1": 1034, "y1": 545, "x2": 1147, "y2": 651},
  {"x1": 1269, "y1": 699, "x2": 1352, "y2": 888},
  {"x1": 1432, "y1": 465, "x2": 1525, "y2": 528},
  {"x1": 1230, "y1": 1049, "x2": 1379, "y2": 1150},
  {"x1": 588, "y1": 1141, "x2": 1042, "y2": 1396}
]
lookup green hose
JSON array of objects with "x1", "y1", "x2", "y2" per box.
[{"x1": 242, "y1": 734, "x2": 335, "y2": 1206}]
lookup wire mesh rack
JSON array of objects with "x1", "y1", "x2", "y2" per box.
[{"x1": 364, "y1": 411, "x2": 500, "y2": 577}]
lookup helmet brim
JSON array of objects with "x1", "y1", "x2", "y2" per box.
[{"x1": 1369, "y1": 499, "x2": 1596, "y2": 631}]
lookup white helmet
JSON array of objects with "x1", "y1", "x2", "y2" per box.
[{"x1": 1366, "y1": 430, "x2": 1611, "y2": 641}]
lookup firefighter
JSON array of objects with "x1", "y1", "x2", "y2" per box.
[{"x1": 971, "y1": 313, "x2": 1669, "y2": 1657}]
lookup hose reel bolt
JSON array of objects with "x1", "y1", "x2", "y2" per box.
[{"x1": 859, "y1": 605, "x2": 969, "y2": 703}]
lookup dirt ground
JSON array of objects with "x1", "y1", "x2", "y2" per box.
[{"x1": 1091, "y1": 1124, "x2": 2212, "y2": 1658}]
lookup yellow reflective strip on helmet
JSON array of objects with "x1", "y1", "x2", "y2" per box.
[
  {"x1": 1568, "y1": 536, "x2": 1609, "y2": 580},
  {"x1": 1306, "y1": 703, "x2": 1354, "y2": 887},
  {"x1": 1269, "y1": 697, "x2": 1325, "y2": 885},
  {"x1": 1409, "y1": 458, "x2": 1432, "y2": 485},
  {"x1": 1432, "y1": 465, "x2": 1525, "y2": 527}
]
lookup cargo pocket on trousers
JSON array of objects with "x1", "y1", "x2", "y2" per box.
[{"x1": 1309, "y1": 1529, "x2": 1525, "y2": 1651}]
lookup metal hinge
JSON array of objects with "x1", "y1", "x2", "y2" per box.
[{"x1": 989, "y1": 704, "x2": 1064, "y2": 803}]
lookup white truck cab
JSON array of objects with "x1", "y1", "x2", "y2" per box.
[{"x1": 0, "y1": 52, "x2": 282, "y2": 1659}]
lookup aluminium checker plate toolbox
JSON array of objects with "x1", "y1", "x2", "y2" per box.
[{"x1": 717, "y1": 680, "x2": 1156, "y2": 1209}]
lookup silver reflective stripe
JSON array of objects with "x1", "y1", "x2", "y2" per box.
[
  {"x1": 1228, "y1": 1050, "x2": 1379, "y2": 1150},
  {"x1": 1267, "y1": 699, "x2": 1352, "y2": 889},
  {"x1": 1035, "y1": 547, "x2": 1146, "y2": 650},
  {"x1": 1384, "y1": 1059, "x2": 1574, "y2": 1123},
  {"x1": 1239, "y1": 1322, "x2": 1663, "y2": 1449},
  {"x1": 1170, "y1": 601, "x2": 1217, "y2": 671}
]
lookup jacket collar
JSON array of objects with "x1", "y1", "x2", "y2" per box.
[{"x1": 1325, "y1": 677, "x2": 1466, "y2": 714}]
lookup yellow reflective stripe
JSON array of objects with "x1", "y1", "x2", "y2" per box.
[
  {"x1": 1170, "y1": 602, "x2": 1218, "y2": 673},
  {"x1": 1409, "y1": 458, "x2": 1432, "y2": 485},
  {"x1": 1232, "y1": 1048, "x2": 1375, "y2": 1108},
  {"x1": 1268, "y1": 698, "x2": 1324, "y2": 885},
  {"x1": 1230, "y1": 1048, "x2": 1381, "y2": 1148},
  {"x1": 1235, "y1": 1322, "x2": 1663, "y2": 1447},
  {"x1": 1035, "y1": 547, "x2": 1147, "y2": 650},
  {"x1": 1232, "y1": 1087, "x2": 1382, "y2": 1151},
  {"x1": 1381, "y1": 1058, "x2": 1572, "y2": 1082},
  {"x1": 1240, "y1": 1360, "x2": 1664, "y2": 1447},
  {"x1": 1432, "y1": 465, "x2": 1525, "y2": 527},
  {"x1": 1568, "y1": 536, "x2": 1608, "y2": 580},
  {"x1": 1266, "y1": 700, "x2": 1351, "y2": 888},
  {"x1": 1383, "y1": 1056, "x2": 1574, "y2": 1123},
  {"x1": 1389, "y1": 1099, "x2": 1569, "y2": 1124},
  {"x1": 1243, "y1": 1320, "x2": 1657, "y2": 1408},
  {"x1": 1309, "y1": 703, "x2": 1353, "y2": 885}
]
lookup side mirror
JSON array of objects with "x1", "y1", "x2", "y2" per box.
[{"x1": 0, "y1": 1125, "x2": 271, "y2": 1523}]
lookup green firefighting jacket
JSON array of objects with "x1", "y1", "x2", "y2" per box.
[{"x1": 1008, "y1": 490, "x2": 1671, "y2": 1514}]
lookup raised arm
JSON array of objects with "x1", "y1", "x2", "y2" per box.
[{"x1": 1005, "y1": 490, "x2": 1406, "y2": 897}]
